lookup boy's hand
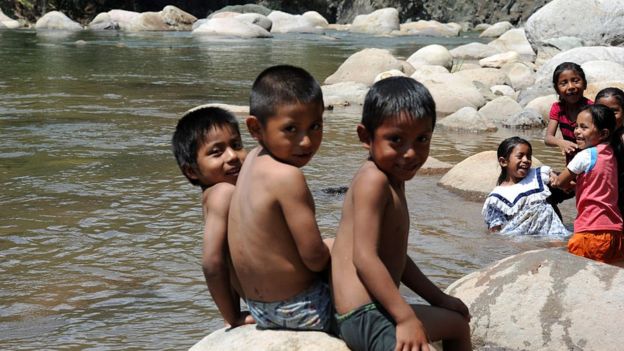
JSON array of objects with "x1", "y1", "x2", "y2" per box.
[
  {"x1": 225, "y1": 311, "x2": 256, "y2": 329},
  {"x1": 437, "y1": 294, "x2": 471, "y2": 321},
  {"x1": 395, "y1": 316, "x2": 430, "y2": 351}
]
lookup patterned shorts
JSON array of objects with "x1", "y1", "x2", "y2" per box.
[{"x1": 246, "y1": 280, "x2": 332, "y2": 332}]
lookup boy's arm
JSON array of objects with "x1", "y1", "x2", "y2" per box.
[
  {"x1": 401, "y1": 257, "x2": 470, "y2": 320},
  {"x1": 201, "y1": 184, "x2": 249, "y2": 327},
  {"x1": 351, "y1": 172, "x2": 429, "y2": 350},
  {"x1": 278, "y1": 168, "x2": 330, "y2": 272}
]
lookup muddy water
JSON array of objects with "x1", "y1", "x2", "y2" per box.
[{"x1": 0, "y1": 29, "x2": 573, "y2": 350}]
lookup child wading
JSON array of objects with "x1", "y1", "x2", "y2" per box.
[
  {"x1": 551, "y1": 105, "x2": 624, "y2": 263},
  {"x1": 331, "y1": 77, "x2": 471, "y2": 351},
  {"x1": 482, "y1": 137, "x2": 569, "y2": 238}
]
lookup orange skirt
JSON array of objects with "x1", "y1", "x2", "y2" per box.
[{"x1": 568, "y1": 231, "x2": 624, "y2": 263}]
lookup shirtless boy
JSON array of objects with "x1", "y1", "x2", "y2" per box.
[
  {"x1": 331, "y1": 77, "x2": 472, "y2": 351},
  {"x1": 228, "y1": 65, "x2": 332, "y2": 331},
  {"x1": 172, "y1": 106, "x2": 253, "y2": 328}
]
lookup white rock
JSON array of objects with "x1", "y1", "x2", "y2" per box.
[
  {"x1": 0, "y1": 9, "x2": 20, "y2": 29},
  {"x1": 410, "y1": 65, "x2": 450, "y2": 82},
  {"x1": 525, "y1": 94, "x2": 558, "y2": 123},
  {"x1": 420, "y1": 156, "x2": 453, "y2": 175},
  {"x1": 586, "y1": 81, "x2": 624, "y2": 102},
  {"x1": 186, "y1": 103, "x2": 249, "y2": 116},
  {"x1": 350, "y1": 8, "x2": 399, "y2": 35},
  {"x1": 453, "y1": 68, "x2": 510, "y2": 88},
  {"x1": 192, "y1": 18, "x2": 271, "y2": 38},
  {"x1": 407, "y1": 44, "x2": 453, "y2": 70},
  {"x1": 88, "y1": 12, "x2": 118, "y2": 30},
  {"x1": 478, "y1": 96, "x2": 523, "y2": 123},
  {"x1": 302, "y1": 11, "x2": 328, "y2": 28},
  {"x1": 35, "y1": 11, "x2": 82, "y2": 31},
  {"x1": 126, "y1": 12, "x2": 168, "y2": 31},
  {"x1": 581, "y1": 60, "x2": 624, "y2": 85},
  {"x1": 234, "y1": 13, "x2": 272, "y2": 32},
  {"x1": 374, "y1": 69, "x2": 406, "y2": 83},
  {"x1": 159, "y1": 5, "x2": 197, "y2": 31},
  {"x1": 437, "y1": 107, "x2": 497, "y2": 133},
  {"x1": 321, "y1": 82, "x2": 369, "y2": 108},
  {"x1": 479, "y1": 51, "x2": 520, "y2": 68},
  {"x1": 487, "y1": 28, "x2": 536, "y2": 62},
  {"x1": 446, "y1": 248, "x2": 624, "y2": 351},
  {"x1": 107, "y1": 9, "x2": 140, "y2": 31},
  {"x1": 490, "y1": 85, "x2": 516, "y2": 98},
  {"x1": 503, "y1": 108, "x2": 547, "y2": 129},
  {"x1": 267, "y1": 11, "x2": 320, "y2": 33},
  {"x1": 450, "y1": 42, "x2": 501, "y2": 60},
  {"x1": 479, "y1": 21, "x2": 513, "y2": 38},
  {"x1": 324, "y1": 48, "x2": 404, "y2": 86},
  {"x1": 415, "y1": 72, "x2": 486, "y2": 117},
  {"x1": 500, "y1": 62, "x2": 535, "y2": 90},
  {"x1": 400, "y1": 20, "x2": 459, "y2": 37},
  {"x1": 210, "y1": 11, "x2": 240, "y2": 19},
  {"x1": 189, "y1": 325, "x2": 350, "y2": 351},
  {"x1": 474, "y1": 23, "x2": 491, "y2": 32}
]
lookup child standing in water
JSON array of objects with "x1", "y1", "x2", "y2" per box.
[
  {"x1": 171, "y1": 106, "x2": 254, "y2": 328},
  {"x1": 551, "y1": 105, "x2": 624, "y2": 263},
  {"x1": 331, "y1": 77, "x2": 471, "y2": 351},
  {"x1": 482, "y1": 137, "x2": 569, "y2": 238},
  {"x1": 595, "y1": 87, "x2": 624, "y2": 216},
  {"x1": 544, "y1": 62, "x2": 593, "y2": 211}
]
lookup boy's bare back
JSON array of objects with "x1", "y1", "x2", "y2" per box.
[
  {"x1": 332, "y1": 160, "x2": 410, "y2": 314},
  {"x1": 228, "y1": 146, "x2": 327, "y2": 302}
]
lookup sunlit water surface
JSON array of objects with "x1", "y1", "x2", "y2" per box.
[{"x1": 0, "y1": 29, "x2": 574, "y2": 350}]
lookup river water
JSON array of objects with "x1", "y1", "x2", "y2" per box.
[{"x1": 0, "y1": 29, "x2": 574, "y2": 350}]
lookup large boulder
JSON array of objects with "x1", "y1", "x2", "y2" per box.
[
  {"x1": 407, "y1": 44, "x2": 453, "y2": 70},
  {"x1": 302, "y1": 11, "x2": 329, "y2": 28},
  {"x1": 88, "y1": 13, "x2": 119, "y2": 30},
  {"x1": 414, "y1": 72, "x2": 486, "y2": 117},
  {"x1": 126, "y1": 12, "x2": 169, "y2": 31},
  {"x1": 503, "y1": 108, "x2": 547, "y2": 129},
  {"x1": 324, "y1": 48, "x2": 405, "y2": 86},
  {"x1": 192, "y1": 18, "x2": 271, "y2": 38},
  {"x1": 160, "y1": 5, "x2": 197, "y2": 31},
  {"x1": 453, "y1": 68, "x2": 510, "y2": 89},
  {"x1": 438, "y1": 151, "x2": 541, "y2": 199},
  {"x1": 350, "y1": 8, "x2": 399, "y2": 35},
  {"x1": 213, "y1": 4, "x2": 272, "y2": 16},
  {"x1": 446, "y1": 248, "x2": 624, "y2": 350},
  {"x1": 585, "y1": 81, "x2": 624, "y2": 102},
  {"x1": 35, "y1": 11, "x2": 82, "y2": 31},
  {"x1": 487, "y1": 28, "x2": 536, "y2": 62},
  {"x1": 267, "y1": 11, "x2": 321, "y2": 33},
  {"x1": 321, "y1": 82, "x2": 369, "y2": 108},
  {"x1": 0, "y1": 9, "x2": 20, "y2": 29},
  {"x1": 235, "y1": 13, "x2": 272, "y2": 32},
  {"x1": 107, "y1": 9, "x2": 140, "y2": 30},
  {"x1": 500, "y1": 62, "x2": 535, "y2": 90},
  {"x1": 478, "y1": 96, "x2": 523, "y2": 123},
  {"x1": 479, "y1": 51, "x2": 520, "y2": 69},
  {"x1": 479, "y1": 21, "x2": 513, "y2": 38},
  {"x1": 189, "y1": 325, "x2": 350, "y2": 350},
  {"x1": 581, "y1": 60, "x2": 624, "y2": 86},
  {"x1": 400, "y1": 20, "x2": 459, "y2": 37},
  {"x1": 525, "y1": 0, "x2": 624, "y2": 54},
  {"x1": 450, "y1": 42, "x2": 501, "y2": 60},
  {"x1": 525, "y1": 94, "x2": 558, "y2": 122}
]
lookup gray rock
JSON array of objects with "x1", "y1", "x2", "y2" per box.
[
  {"x1": 235, "y1": 13, "x2": 272, "y2": 32},
  {"x1": 453, "y1": 68, "x2": 510, "y2": 89},
  {"x1": 479, "y1": 21, "x2": 513, "y2": 38},
  {"x1": 213, "y1": 4, "x2": 272, "y2": 16},
  {"x1": 437, "y1": 107, "x2": 497, "y2": 133},
  {"x1": 525, "y1": 94, "x2": 557, "y2": 122},
  {"x1": 446, "y1": 248, "x2": 624, "y2": 351},
  {"x1": 503, "y1": 108, "x2": 546, "y2": 129},
  {"x1": 407, "y1": 44, "x2": 453, "y2": 70},
  {"x1": 400, "y1": 20, "x2": 459, "y2": 37},
  {"x1": 490, "y1": 85, "x2": 516, "y2": 98},
  {"x1": 478, "y1": 96, "x2": 523, "y2": 123},
  {"x1": 192, "y1": 18, "x2": 271, "y2": 38},
  {"x1": 160, "y1": 5, "x2": 197, "y2": 31},
  {"x1": 321, "y1": 82, "x2": 369, "y2": 108},
  {"x1": 500, "y1": 62, "x2": 535, "y2": 90},
  {"x1": 450, "y1": 42, "x2": 501, "y2": 60},
  {"x1": 526, "y1": 0, "x2": 624, "y2": 54},
  {"x1": 324, "y1": 48, "x2": 404, "y2": 86},
  {"x1": 479, "y1": 51, "x2": 520, "y2": 69},
  {"x1": 487, "y1": 28, "x2": 535, "y2": 62}
]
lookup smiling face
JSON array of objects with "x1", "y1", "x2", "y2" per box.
[
  {"x1": 188, "y1": 126, "x2": 246, "y2": 187},
  {"x1": 499, "y1": 143, "x2": 532, "y2": 184},
  {"x1": 253, "y1": 102, "x2": 323, "y2": 168},
  {"x1": 555, "y1": 69, "x2": 587, "y2": 105},
  {"x1": 360, "y1": 114, "x2": 434, "y2": 183},
  {"x1": 596, "y1": 95, "x2": 623, "y2": 129},
  {"x1": 575, "y1": 110, "x2": 607, "y2": 149}
]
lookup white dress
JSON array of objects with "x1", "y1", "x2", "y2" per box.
[{"x1": 482, "y1": 166, "x2": 570, "y2": 238}]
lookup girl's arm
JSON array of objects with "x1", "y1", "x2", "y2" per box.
[
  {"x1": 551, "y1": 167, "x2": 577, "y2": 190},
  {"x1": 483, "y1": 203, "x2": 505, "y2": 232},
  {"x1": 544, "y1": 119, "x2": 577, "y2": 155}
]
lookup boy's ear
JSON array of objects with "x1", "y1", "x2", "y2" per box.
[
  {"x1": 246, "y1": 116, "x2": 262, "y2": 141},
  {"x1": 182, "y1": 165, "x2": 198, "y2": 180},
  {"x1": 356, "y1": 124, "x2": 371, "y2": 149}
]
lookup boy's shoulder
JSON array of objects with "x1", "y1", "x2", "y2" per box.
[
  {"x1": 202, "y1": 182, "x2": 236, "y2": 214},
  {"x1": 353, "y1": 161, "x2": 391, "y2": 187}
]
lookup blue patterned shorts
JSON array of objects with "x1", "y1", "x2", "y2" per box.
[{"x1": 246, "y1": 280, "x2": 332, "y2": 332}]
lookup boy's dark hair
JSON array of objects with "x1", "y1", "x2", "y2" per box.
[
  {"x1": 361, "y1": 77, "x2": 436, "y2": 135},
  {"x1": 172, "y1": 106, "x2": 241, "y2": 186},
  {"x1": 496, "y1": 136, "x2": 532, "y2": 185},
  {"x1": 595, "y1": 87, "x2": 624, "y2": 116},
  {"x1": 250, "y1": 64, "x2": 323, "y2": 125},
  {"x1": 552, "y1": 62, "x2": 588, "y2": 107},
  {"x1": 581, "y1": 104, "x2": 616, "y2": 135}
]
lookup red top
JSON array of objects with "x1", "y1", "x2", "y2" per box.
[{"x1": 549, "y1": 98, "x2": 593, "y2": 164}]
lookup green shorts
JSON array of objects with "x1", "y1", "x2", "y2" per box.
[{"x1": 336, "y1": 303, "x2": 396, "y2": 351}]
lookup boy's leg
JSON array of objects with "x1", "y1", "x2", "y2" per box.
[{"x1": 411, "y1": 305, "x2": 471, "y2": 351}]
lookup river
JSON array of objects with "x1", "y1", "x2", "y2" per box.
[{"x1": 0, "y1": 29, "x2": 573, "y2": 350}]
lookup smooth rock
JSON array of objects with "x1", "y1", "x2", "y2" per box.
[
  {"x1": 474, "y1": 23, "x2": 491, "y2": 32},
  {"x1": 437, "y1": 107, "x2": 497, "y2": 133},
  {"x1": 581, "y1": 60, "x2": 624, "y2": 86},
  {"x1": 420, "y1": 156, "x2": 453, "y2": 175},
  {"x1": 479, "y1": 51, "x2": 520, "y2": 69},
  {"x1": 413, "y1": 71, "x2": 486, "y2": 117},
  {"x1": 126, "y1": 12, "x2": 168, "y2": 31},
  {"x1": 160, "y1": 5, "x2": 197, "y2": 31},
  {"x1": 446, "y1": 248, "x2": 624, "y2": 350},
  {"x1": 400, "y1": 20, "x2": 459, "y2": 37},
  {"x1": 525, "y1": 94, "x2": 558, "y2": 123},
  {"x1": 407, "y1": 44, "x2": 453, "y2": 70},
  {"x1": 88, "y1": 12, "x2": 119, "y2": 30},
  {"x1": 350, "y1": 8, "x2": 399, "y2": 35},
  {"x1": 503, "y1": 108, "x2": 546, "y2": 129},
  {"x1": 192, "y1": 18, "x2": 271, "y2": 38},
  {"x1": 321, "y1": 82, "x2": 369, "y2": 108},
  {"x1": 35, "y1": 11, "x2": 82, "y2": 31},
  {"x1": 235, "y1": 13, "x2": 272, "y2": 32},
  {"x1": 189, "y1": 325, "x2": 350, "y2": 351},
  {"x1": 490, "y1": 85, "x2": 516, "y2": 98},
  {"x1": 302, "y1": 11, "x2": 328, "y2": 28},
  {"x1": 324, "y1": 48, "x2": 404, "y2": 86},
  {"x1": 450, "y1": 42, "x2": 501, "y2": 60},
  {"x1": 479, "y1": 21, "x2": 513, "y2": 38},
  {"x1": 453, "y1": 68, "x2": 509, "y2": 89},
  {"x1": 374, "y1": 69, "x2": 406, "y2": 83},
  {"x1": 213, "y1": 4, "x2": 272, "y2": 16},
  {"x1": 586, "y1": 81, "x2": 624, "y2": 102},
  {"x1": 487, "y1": 28, "x2": 535, "y2": 62},
  {"x1": 438, "y1": 151, "x2": 541, "y2": 198},
  {"x1": 186, "y1": 103, "x2": 249, "y2": 116},
  {"x1": 0, "y1": 9, "x2": 21, "y2": 29},
  {"x1": 500, "y1": 62, "x2": 535, "y2": 90},
  {"x1": 267, "y1": 11, "x2": 320, "y2": 33},
  {"x1": 478, "y1": 96, "x2": 523, "y2": 123}
]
